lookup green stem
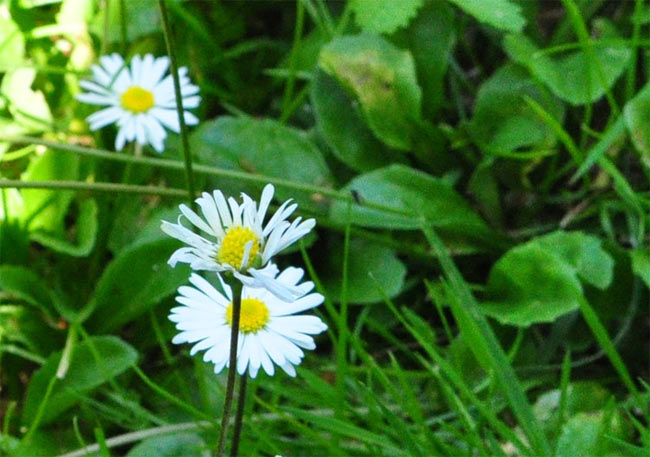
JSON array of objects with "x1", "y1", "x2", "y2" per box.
[
  {"x1": 0, "y1": 135, "x2": 450, "y2": 219},
  {"x1": 230, "y1": 374, "x2": 248, "y2": 457},
  {"x1": 626, "y1": 0, "x2": 645, "y2": 100},
  {"x1": 100, "y1": 0, "x2": 110, "y2": 55},
  {"x1": 280, "y1": 0, "x2": 304, "y2": 123},
  {"x1": 0, "y1": 180, "x2": 186, "y2": 197},
  {"x1": 119, "y1": 0, "x2": 127, "y2": 54},
  {"x1": 216, "y1": 279, "x2": 243, "y2": 457},
  {"x1": 157, "y1": 0, "x2": 197, "y2": 207}
]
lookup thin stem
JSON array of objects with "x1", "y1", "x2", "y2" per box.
[
  {"x1": 230, "y1": 374, "x2": 248, "y2": 457},
  {"x1": 0, "y1": 136, "x2": 442, "y2": 218},
  {"x1": 118, "y1": 0, "x2": 127, "y2": 54},
  {"x1": 0, "y1": 180, "x2": 186, "y2": 197},
  {"x1": 216, "y1": 279, "x2": 243, "y2": 457},
  {"x1": 158, "y1": 0, "x2": 196, "y2": 207},
  {"x1": 100, "y1": 0, "x2": 110, "y2": 55},
  {"x1": 280, "y1": 0, "x2": 304, "y2": 123}
]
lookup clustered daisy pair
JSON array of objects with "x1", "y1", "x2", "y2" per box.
[
  {"x1": 78, "y1": 53, "x2": 327, "y2": 378},
  {"x1": 162, "y1": 185, "x2": 328, "y2": 378}
]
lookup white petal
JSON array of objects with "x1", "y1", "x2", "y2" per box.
[
  {"x1": 270, "y1": 292, "x2": 324, "y2": 316},
  {"x1": 140, "y1": 114, "x2": 167, "y2": 153},
  {"x1": 213, "y1": 190, "x2": 232, "y2": 227},
  {"x1": 86, "y1": 106, "x2": 123, "y2": 130},
  {"x1": 150, "y1": 56, "x2": 170, "y2": 87},
  {"x1": 179, "y1": 204, "x2": 216, "y2": 236},
  {"x1": 115, "y1": 126, "x2": 127, "y2": 151},
  {"x1": 149, "y1": 107, "x2": 180, "y2": 132},
  {"x1": 271, "y1": 315, "x2": 328, "y2": 335},
  {"x1": 279, "y1": 361, "x2": 296, "y2": 377},
  {"x1": 196, "y1": 193, "x2": 226, "y2": 238},
  {"x1": 139, "y1": 54, "x2": 155, "y2": 88},
  {"x1": 134, "y1": 116, "x2": 147, "y2": 145},
  {"x1": 76, "y1": 92, "x2": 115, "y2": 106}
]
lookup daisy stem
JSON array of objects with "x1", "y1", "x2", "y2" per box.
[
  {"x1": 230, "y1": 374, "x2": 248, "y2": 457},
  {"x1": 216, "y1": 279, "x2": 243, "y2": 457},
  {"x1": 158, "y1": 0, "x2": 197, "y2": 207}
]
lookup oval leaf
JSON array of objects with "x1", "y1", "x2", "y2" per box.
[
  {"x1": 30, "y1": 198, "x2": 98, "y2": 257},
  {"x1": 483, "y1": 243, "x2": 584, "y2": 326},
  {"x1": 321, "y1": 238, "x2": 406, "y2": 304},
  {"x1": 624, "y1": 83, "x2": 650, "y2": 157},
  {"x1": 0, "y1": 265, "x2": 56, "y2": 316},
  {"x1": 190, "y1": 116, "x2": 333, "y2": 209},
  {"x1": 534, "y1": 231, "x2": 614, "y2": 290},
  {"x1": 468, "y1": 64, "x2": 564, "y2": 152},
  {"x1": 350, "y1": 0, "x2": 424, "y2": 35},
  {"x1": 86, "y1": 239, "x2": 191, "y2": 332},
  {"x1": 505, "y1": 27, "x2": 631, "y2": 106},
  {"x1": 311, "y1": 70, "x2": 395, "y2": 172},
  {"x1": 330, "y1": 164, "x2": 493, "y2": 242},
  {"x1": 22, "y1": 336, "x2": 137, "y2": 425},
  {"x1": 319, "y1": 34, "x2": 422, "y2": 150},
  {"x1": 447, "y1": 0, "x2": 525, "y2": 32}
]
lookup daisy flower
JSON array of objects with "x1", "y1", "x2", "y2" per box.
[
  {"x1": 76, "y1": 53, "x2": 200, "y2": 153},
  {"x1": 170, "y1": 268, "x2": 327, "y2": 378},
  {"x1": 161, "y1": 184, "x2": 316, "y2": 302}
]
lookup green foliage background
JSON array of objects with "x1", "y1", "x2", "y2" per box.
[{"x1": 1, "y1": 0, "x2": 649, "y2": 455}]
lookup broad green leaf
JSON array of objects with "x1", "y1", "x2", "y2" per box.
[
  {"x1": 483, "y1": 231, "x2": 614, "y2": 326},
  {"x1": 623, "y1": 83, "x2": 650, "y2": 157},
  {"x1": 556, "y1": 411, "x2": 631, "y2": 457},
  {"x1": 30, "y1": 198, "x2": 98, "y2": 257},
  {"x1": 0, "y1": 117, "x2": 29, "y2": 156},
  {"x1": 22, "y1": 336, "x2": 137, "y2": 425},
  {"x1": 319, "y1": 34, "x2": 422, "y2": 150},
  {"x1": 90, "y1": 0, "x2": 160, "y2": 43},
  {"x1": 322, "y1": 238, "x2": 406, "y2": 304},
  {"x1": 504, "y1": 26, "x2": 631, "y2": 105},
  {"x1": 190, "y1": 116, "x2": 333, "y2": 208},
  {"x1": 20, "y1": 149, "x2": 79, "y2": 232},
  {"x1": 0, "y1": 68, "x2": 53, "y2": 131},
  {"x1": 483, "y1": 243, "x2": 583, "y2": 326},
  {"x1": 0, "y1": 189, "x2": 29, "y2": 263},
  {"x1": 127, "y1": 433, "x2": 209, "y2": 457},
  {"x1": 108, "y1": 202, "x2": 177, "y2": 254},
  {"x1": 350, "y1": 0, "x2": 424, "y2": 35},
  {"x1": 631, "y1": 248, "x2": 650, "y2": 289},
  {"x1": 329, "y1": 165, "x2": 492, "y2": 240},
  {"x1": 468, "y1": 64, "x2": 564, "y2": 152},
  {"x1": 394, "y1": 0, "x2": 455, "y2": 118},
  {"x1": 534, "y1": 231, "x2": 614, "y2": 290},
  {"x1": 0, "y1": 266, "x2": 56, "y2": 316},
  {"x1": 447, "y1": 0, "x2": 525, "y2": 32},
  {"x1": 0, "y1": 4, "x2": 25, "y2": 65},
  {"x1": 534, "y1": 382, "x2": 613, "y2": 426},
  {"x1": 0, "y1": 305, "x2": 61, "y2": 359},
  {"x1": 86, "y1": 239, "x2": 191, "y2": 332},
  {"x1": 311, "y1": 70, "x2": 395, "y2": 172}
]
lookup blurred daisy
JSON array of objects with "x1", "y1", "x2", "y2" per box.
[
  {"x1": 170, "y1": 268, "x2": 327, "y2": 378},
  {"x1": 76, "y1": 53, "x2": 200, "y2": 153},
  {"x1": 161, "y1": 184, "x2": 315, "y2": 301}
]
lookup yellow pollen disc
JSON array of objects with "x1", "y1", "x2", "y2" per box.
[
  {"x1": 226, "y1": 297, "x2": 270, "y2": 334},
  {"x1": 217, "y1": 226, "x2": 260, "y2": 269},
  {"x1": 120, "y1": 86, "x2": 155, "y2": 113}
]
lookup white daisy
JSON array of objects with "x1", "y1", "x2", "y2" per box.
[
  {"x1": 76, "y1": 53, "x2": 200, "y2": 153},
  {"x1": 161, "y1": 184, "x2": 316, "y2": 301},
  {"x1": 170, "y1": 268, "x2": 327, "y2": 378}
]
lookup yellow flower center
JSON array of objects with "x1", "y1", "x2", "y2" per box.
[
  {"x1": 217, "y1": 226, "x2": 260, "y2": 269},
  {"x1": 120, "y1": 86, "x2": 155, "y2": 113},
  {"x1": 226, "y1": 297, "x2": 270, "y2": 334}
]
